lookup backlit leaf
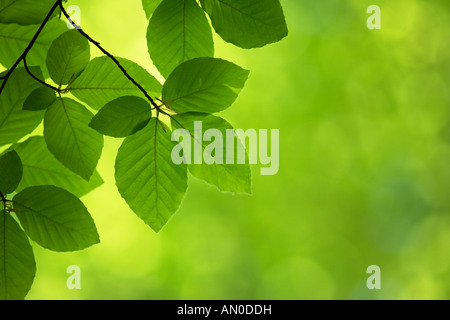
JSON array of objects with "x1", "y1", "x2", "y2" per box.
[
  {"x1": 46, "y1": 29, "x2": 90, "y2": 85},
  {"x1": 172, "y1": 112, "x2": 251, "y2": 194},
  {"x1": 0, "y1": 0, "x2": 66, "y2": 25},
  {"x1": 200, "y1": 0, "x2": 288, "y2": 49},
  {"x1": 12, "y1": 136, "x2": 103, "y2": 197},
  {"x1": 147, "y1": 0, "x2": 214, "y2": 78},
  {"x1": 0, "y1": 67, "x2": 45, "y2": 147},
  {"x1": 89, "y1": 96, "x2": 152, "y2": 138},
  {"x1": 0, "y1": 210, "x2": 36, "y2": 300},
  {"x1": 115, "y1": 118, "x2": 188, "y2": 232},
  {"x1": 142, "y1": 0, "x2": 163, "y2": 19},
  {"x1": 44, "y1": 97, "x2": 103, "y2": 181},
  {"x1": 0, "y1": 19, "x2": 67, "y2": 69},
  {"x1": 23, "y1": 86, "x2": 56, "y2": 111},
  {"x1": 13, "y1": 185, "x2": 100, "y2": 252},
  {"x1": 0, "y1": 150, "x2": 22, "y2": 194},
  {"x1": 70, "y1": 56, "x2": 162, "y2": 110},
  {"x1": 162, "y1": 57, "x2": 249, "y2": 113}
]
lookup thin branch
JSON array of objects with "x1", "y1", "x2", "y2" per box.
[
  {"x1": 58, "y1": 2, "x2": 161, "y2": 111},
  {"x1": 23, "y1": 56, "x2": 60, "y2": 91},
  {"x1": 0, "y1": 0, "x2": 61, "y2": 96},
  {"x1": 1, "y1": 0, "x2": 165, "y2": 115}
]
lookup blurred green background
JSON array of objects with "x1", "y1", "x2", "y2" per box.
[{"x1": 4, "y1": 0, "x2": 450, "y2": 299}]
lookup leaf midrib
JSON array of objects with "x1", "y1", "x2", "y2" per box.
[
  {"x1": 1, "y1": 208, "x2": 7, "y2": 298},
  {"x1": 12, "y1": 199, "x2": 86, "y2": 235},
  {"x1": 59, "y1": 98, "x2": 87, "y2": 175},
  {"x1": 166, "y1": 82, "x2": 226, "y2": 105},
  {"x1": 57, "y1": 43, "x2": 76, "y2": 86},
  {"x1": 153, "y1": 119, "x2": 160, "y2": 220},
  {"x1": 0, "y1": 0, "x2": 20, "y2": 15}
]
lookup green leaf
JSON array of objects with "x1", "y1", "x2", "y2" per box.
[
  {"x1": 115, "y1": 118, "x2": 188, "y2": 232},
  {"x1": 0, "y1": 210, "x2": 36, "y2": 300},
  {"x1": 147, "y1": 0, "x2": 214, "y2": 78},
  {"x1": 13, "y1": 185, "x2": 100, "y2": 252},
  {"x1": 70, "y1": 56, "x2": 162, "y2": 110},
  {"x1": 46, "y1": 30, "x2": 90, "y2": 85},
  {"x1": 0, "y1": 0, "x2": 66, "y2": 25},
  {"x1": 172, "y1": 113, "x2": 251, "y2": 194},
  {"x1": 23, "y1": 86, "x2": 56, "y2": 111},
  {"x1": 89, "y1": 96, "x2": 152, "y2": 138},
  {"x1": 0, "y1": 67, "x2": 45, "y2": 147},
  {"x1": 0, "y1": 19, "x2": 67, "y2": 69},
  {"x1": 142, "y1": 0, "x2": 163, "y2": 19},
  {"x1": 0, "y1": 150, "x2": 22, "y2": 194},
  {"x1": 162, "y1": 57, "x2": 249, "y2": 113},
  {"x1": 200, "y1": 0, "x2": 288, "y2": 49},
  {"x1": 44, "y1": 97, "x2": 104, "y2": 181},
  {"x1": 12, "y1": 136, "x2": 103, "y2": 198}
]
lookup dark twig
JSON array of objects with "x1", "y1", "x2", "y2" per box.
[
  {"x1": 2, "y1": 0, "x2": 176, "y2": 125},
  {"x1": 23, "y1": 56, "x2": 60, "y2": 92},
  {"x1": 0, "y1": 0, "x2": 61, "y2": 96},
  {"x1": 58, "y1": 2, "x2": 161, "y2": 111}
]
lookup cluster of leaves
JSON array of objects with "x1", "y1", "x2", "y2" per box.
[
  {"x1": 0, "y1": 0, "x2": 287, "y2": 299},
  {"x1": 0, "y1": 150, "x2": 99, "y2": 299}
]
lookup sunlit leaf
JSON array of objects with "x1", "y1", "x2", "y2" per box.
[
  {"x1": 12, "y1": 136, "x2": 103, "y2": 197},
  {"x1": 200, "y1": 0, "x2": 288, "y2": 49},
  {"x1": 14, "y1": 185, "x2": 100, "y2": 252},
  {"x1": 0, "y1": 67, "x2": 45, "y2": 147},
  {"x1": 0, "y1": 0, "x2": 66, "y2": 25},
  {"x1": 23, "y1": 86, "x2": 56, "y2": 111},
  {"x1": 115, "y1": 118, "x2": 188, "y2": 232},
  {"x1": 46, "y1": 30, "x2": 90, "y2": 85},
  {"x1": 172, "y1": 112, "x2": 251, "y2": 194},
  {"x1": 142, "y1": 0, "x2": 163, "y2": 19},
  {"x1": 89, "y1": 96, "x2": 152, "y2": 138},
  {"x1": 147, "y1": 0, "x2": 214, "y2": 78},
  {"x1": 162, "y1": 57, "x2": 249, "y2": 113},
  {"x1": 70, "y1": 56, "x2": 162, "y2": 110},
  {"x1": 44, "y1": 97, "x2": 103, "y2": 181},
  {"x1": 0, "y1": 210, "x2": 36, "y2": 300},
  {"x1": 0, "y1": 19, "x2": 67, "y2": 69},
  {"x1": 0, "y1": 150, "x2": 22, "y2": 194}
]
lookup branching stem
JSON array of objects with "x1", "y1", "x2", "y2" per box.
[
  {"x1": 23, "y1": 56, "x2": 60, "y2": 92},
  {"x1": 58, "y1": 2, "x2": 161, "y2": 111},
  {"x1": 0, "y1": 0, "x2": 61, "y2": 96},
  {"x1": 0, "y1": 0, "x2": 189, "y2": 135},
  {"x1": 0, "y1": 0, "x2": 162, "y2": 111}
]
